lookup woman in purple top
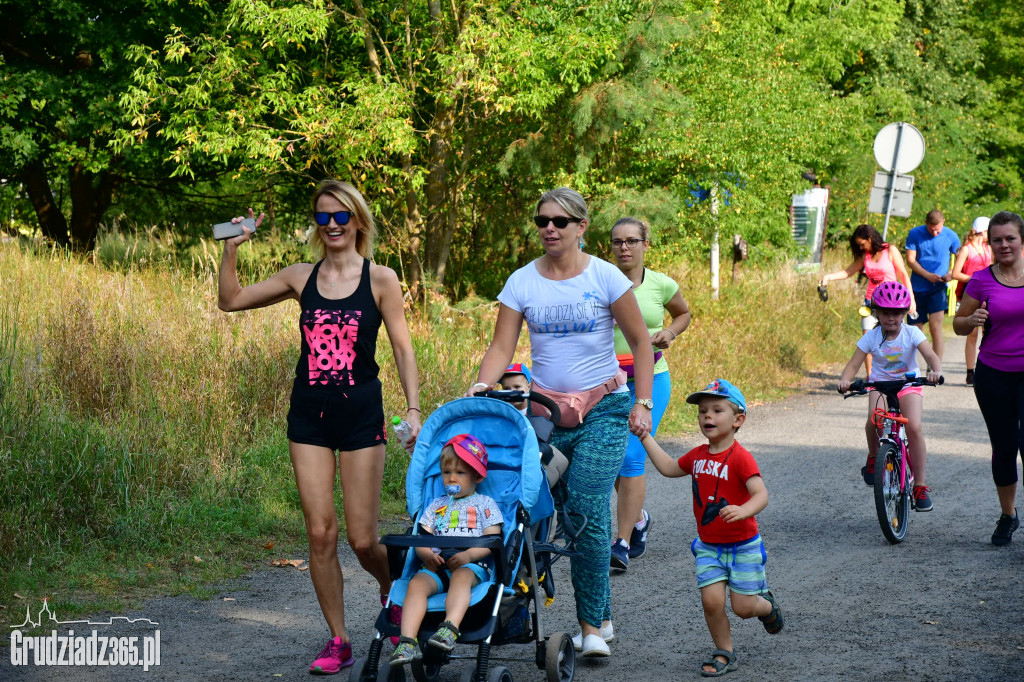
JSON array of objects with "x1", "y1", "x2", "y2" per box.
[{"x1": 954, "y1": 211, "x2": 1024, "y2": 546}]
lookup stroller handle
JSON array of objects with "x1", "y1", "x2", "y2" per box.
[{"x1": 475, "y1": 389, "x2": 561, "y2": 427}]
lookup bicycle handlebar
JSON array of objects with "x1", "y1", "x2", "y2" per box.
[{"x1": 840, "y1": 375, "x2": 944, "y2": 398}]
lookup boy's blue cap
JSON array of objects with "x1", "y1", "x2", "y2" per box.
[
  {"x1": 503, "y1": 362, "x2": 532, "y2": 384},
  {"x1": 686, "y1": 378, "x2": 746, "y2": 413}
]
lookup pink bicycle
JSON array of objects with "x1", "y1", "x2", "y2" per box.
[{"x1": 842, "y1": 375, "x2": 942, "y2": 544}]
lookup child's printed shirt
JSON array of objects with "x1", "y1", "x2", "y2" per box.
[
  {"x1": 856, "y1": 324, "x2": 927, "y2": 382},
  {"x1": 420, "y1": 493, "x2": 503, "y2": 537},
  {"x1": 678, "y1": 442, "x2": 761, "y2": 544}
]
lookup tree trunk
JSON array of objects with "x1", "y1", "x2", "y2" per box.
[
  {"x1": 22, "y1": 160, "x2": 69, "y2": 246},
  {"x1": 67, "y1": 164, "x2": 115, "y2": 251}
]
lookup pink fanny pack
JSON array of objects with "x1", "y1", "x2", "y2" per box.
[{"x1": 532, "y1": 370, "x2": 627, "y2": 428}]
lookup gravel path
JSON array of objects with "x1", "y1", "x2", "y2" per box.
[{"x1": 5, "y1": 333, "x2": 1023, "y2": 681}]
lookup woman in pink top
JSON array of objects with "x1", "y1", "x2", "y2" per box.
[
  {"x1": 954, "y1": 211, "x2": 1024, "y2": 546},
  {"x1": 820, "y1": 224, "x2": 915, "y2": 374},
  {"x1": 952, "y1": 216, "x2": 993, "y2": 384}
]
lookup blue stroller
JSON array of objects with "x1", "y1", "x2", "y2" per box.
[{"x1": 350, "y1": 391, "x2": 575, "y2": 682}]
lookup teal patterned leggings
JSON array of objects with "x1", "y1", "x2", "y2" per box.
[{"x1": 550, "y1": 391, "x2": 631, "y2": 627}]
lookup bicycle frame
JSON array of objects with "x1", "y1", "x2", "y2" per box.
[{"x1": 871, "y1": 402, "x2": 913, "y2": 496}]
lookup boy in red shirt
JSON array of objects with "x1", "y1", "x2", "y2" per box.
[{"x1": 640, "y1": 379, "x2": 783, "y2": 677}]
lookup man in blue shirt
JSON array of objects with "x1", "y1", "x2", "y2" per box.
[{"x1": 905, "y1": 209, "x2": 961, "y2": 364}]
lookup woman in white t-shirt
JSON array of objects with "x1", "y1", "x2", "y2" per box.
[{"x1": 466, "y1": 187, "x2": 654, "y2": 658}]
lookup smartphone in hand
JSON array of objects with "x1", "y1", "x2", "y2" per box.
[{"x1": 213, "y1": 217, "x2": 256, "y2": 241}]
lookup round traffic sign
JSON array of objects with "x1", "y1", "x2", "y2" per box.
[{"x1": 873, "y1": 122, "x2": 925, "y2": 174}]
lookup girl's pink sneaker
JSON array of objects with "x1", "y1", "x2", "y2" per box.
[{"x1": 309, "y1": 636, "x2": 353, "y2": 675}]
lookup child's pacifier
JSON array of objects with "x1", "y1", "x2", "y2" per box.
[{"x1": 444, "y1": 484, "x2": 462, "y2": 496}]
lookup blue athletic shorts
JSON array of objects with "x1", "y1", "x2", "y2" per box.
[
  {"x1": 619, "y1": 371, "x2": 672, "y2": 478},
  {"x1": 908, "y1": 287, "x2": 947, "y2": 324},
  {"x1": 691, "y1": 534, "x2": 768, "y2": 595},
  {"x1": 417, "y1": 562, "x2": 490, "y2": 593}
]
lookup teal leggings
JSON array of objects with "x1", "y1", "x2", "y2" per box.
[{"x1": 550, "y1": 391, "x2": 631, "y2": 627}]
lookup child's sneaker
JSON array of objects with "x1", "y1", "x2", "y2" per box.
[
  {"x1": 609, "y1": 539, "x2": 629, "y2": 573},
  {"x1": 912, "y1": 485, "x2": 933, "y2": 512},
  {"x1": 381, "y1": 594, "x2": 401, "y2": 645},
  {"x1": 427, "y1": 621, "x2": 460, "y2": 652},
  {"x1": 860, "y1": 454, "x2": 875, "y2": 486},
  {"x1": 628, "y1": 510, "x2": 653, "y2": 559},
  {"x1": 309, "y1": 636, "x2": 354, "y2": 674},
  {"x1": 390, "y1": 637, "x2": 421, "y2": 666}
]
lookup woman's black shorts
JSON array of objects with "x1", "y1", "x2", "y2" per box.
[{"x1": 287, "y1": 378, "x2": 387, "y2": 452}]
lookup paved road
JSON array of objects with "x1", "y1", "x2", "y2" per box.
[{"x1": 5, "y1": 333, "x2": 1023, "y2": 681}]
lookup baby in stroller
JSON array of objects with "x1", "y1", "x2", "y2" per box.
[
  {"x1": 391, "y1": 433, "x2": 504, "y2": 666},
  {"x1": 351, "y1": 390, "x2": 577, "y2": 682}
]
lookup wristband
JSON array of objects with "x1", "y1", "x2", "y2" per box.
[
  {"x1": 472, "y1": 382, "x2": 490, "y2": 390},
  {"x1": 665, "y1": 328, "x2": 677, "y2": 339}
]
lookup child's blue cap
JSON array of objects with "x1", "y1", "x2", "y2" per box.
[
  {"x1": 503, "y1": 362, "x2": 532, "y2": 384},
  {"x1": 686, "y1": 378, "x2": 746, "y2": 413}
]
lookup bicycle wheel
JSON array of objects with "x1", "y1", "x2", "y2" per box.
[{"x1": 873, "y1": 442, "x2": 910, "y2": 543}]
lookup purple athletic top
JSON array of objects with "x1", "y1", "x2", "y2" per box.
[{"x1": 964, "y1": 266, "x2": 1024, "y2": 372}]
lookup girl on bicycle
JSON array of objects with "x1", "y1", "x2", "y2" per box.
[
  {"x1": 837, "y1": 281, "x2": 942, "y2": 512},
  {"x1": 820, "y1": 224, "x2": 915, "y2": 376}
]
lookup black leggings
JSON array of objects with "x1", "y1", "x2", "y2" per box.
[{"x1": 973, "y1": 360, "x2": 1024, "y2": 487}]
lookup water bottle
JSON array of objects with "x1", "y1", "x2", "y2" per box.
[{"x1": 391, "y1": 415, "x2": 412, "y2": 447}]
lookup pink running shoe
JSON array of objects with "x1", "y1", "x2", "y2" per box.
[
  {"x1": 309, "y1": 636, "x2": 353, "y2": 675},
  {"x1": 381, "y1": 594, "x2": 402, "y2": 646}
]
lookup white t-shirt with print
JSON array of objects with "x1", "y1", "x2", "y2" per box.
[
  {"x1": 498, "y1": 256, "x2": 632, "y2": 392},
  {"x1": 857, "y1": 324, "x2": 927, "y2": 382}
]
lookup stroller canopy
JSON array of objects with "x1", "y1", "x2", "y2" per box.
[{"x1": 406, "y1": 397, "x2": 549, "y2": 523}]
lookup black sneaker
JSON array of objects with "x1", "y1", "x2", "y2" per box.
[
  {"x1": 992, "y1": 511, "x2": 1019, "y2": 546},
  {"x1": 628, "y1": 510, "x2": 652, "y2": 559}
]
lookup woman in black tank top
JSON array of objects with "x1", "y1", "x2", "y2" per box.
[{"x1": 218, "y1": 180, "x2": 421, "y2": 674}]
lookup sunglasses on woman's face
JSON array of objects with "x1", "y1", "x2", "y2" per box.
[
  {"x1": 313, "y1": 211, "x2": 352, "y2": 226},
  {"x1": 533, "y1": 215, "x2": 577, "y2": 229}
]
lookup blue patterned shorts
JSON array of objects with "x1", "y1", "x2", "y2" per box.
[{"x1": 690, "y1": 534, "x2": 768, "y2": 595}]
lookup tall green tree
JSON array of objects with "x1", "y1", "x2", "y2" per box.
[{"x1": 0, "y1": 0, "x2": 215, "y2": 248}]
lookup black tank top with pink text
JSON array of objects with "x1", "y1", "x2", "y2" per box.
[{"x1": 293, "y1": 258, "x2": 381, "y2": 391}]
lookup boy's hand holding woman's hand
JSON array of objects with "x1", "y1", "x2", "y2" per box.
[{"x1": 629, "y1": 403, "x2": 651, "y2": 438}]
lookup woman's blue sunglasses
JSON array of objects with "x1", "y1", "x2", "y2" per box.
[{"x1": 313, "y1": 211, "x2": 352, "y2": 226}]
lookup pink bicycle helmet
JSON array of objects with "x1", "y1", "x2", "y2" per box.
[{"x1": 871, "y1": 280, "x2": 912, "y2": 309}]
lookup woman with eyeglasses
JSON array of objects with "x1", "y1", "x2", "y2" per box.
[
  {"x1": 218, "y1": 179, "x2": 421, "y2": 674},
  {"x1": 467, "y1": 187, "x2": 654, "y2": 658},
  {"x1": 607, "y1": 218, "x2": 690, "y2": 574}
]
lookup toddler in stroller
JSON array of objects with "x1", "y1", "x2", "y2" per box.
[{"x1": 350, "y1": 390, "x2": 576, "y2": 682}]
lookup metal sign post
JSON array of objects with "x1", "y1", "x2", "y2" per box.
[
  {"x1": 710, "y1": 184, "x2": 720, "y2": 300},
  {"x1": 871, "y1": 122, "x2": 925, "y2": 239},
  {"x1": 881, "y1": 123, "x2": 905, "y2": 240}
]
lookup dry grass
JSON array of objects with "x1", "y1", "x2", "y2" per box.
[{"x1": 0, "y1": 241, "x2": 860, "y2": 599}]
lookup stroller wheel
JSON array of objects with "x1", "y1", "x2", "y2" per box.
[
  {"x1": 544, "y1": 633, "x2": 575, "y2": 682},
  {"x1": 488, "y1": 665, "x2": 513, "y2": 682},
  {"x1": 410, "y1": 658, "x2": 442, "y2": 682}
]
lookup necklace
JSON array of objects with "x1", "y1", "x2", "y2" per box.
[{"x1": 997, "y1": 263, "x2": 1024, "y2": 284}]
